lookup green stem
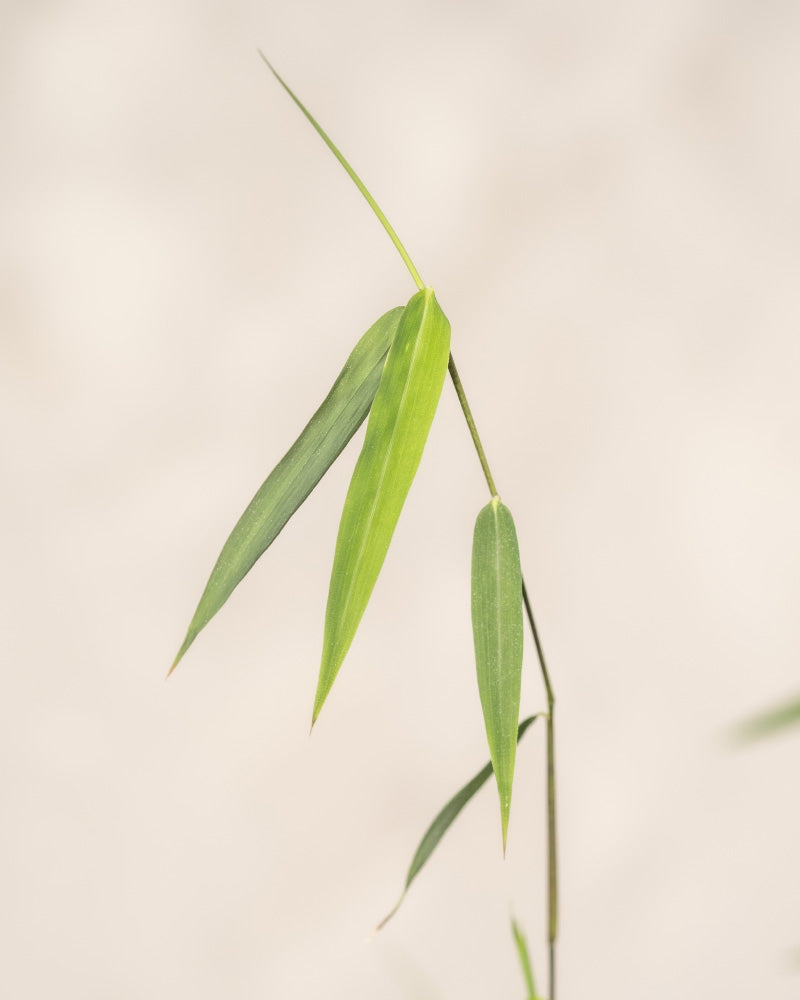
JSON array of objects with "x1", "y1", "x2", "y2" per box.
[
  {"x1": 259, "y1": 53, "x2": 425, "y2": 292},
  {"x1": 453, "y1": 360, "x2": 558, "y2": 999},
  {"x1": 265, "y1": 56, "x2": 558, "y2": 998}
]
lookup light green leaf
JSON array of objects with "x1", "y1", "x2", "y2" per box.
[
  {"x1": 171, "y1": 306, "x2": 403, "y2": 673},
  {"x1": 313, "y1": 287, "x2": 450, "y2": 721},
  {"x1": 472, "y1": 497, "x2": 524, "y2": 852},
  {"x1": 511, "y1": 917, "x2": 537, "y2": 999},
  {"x1": 731, "y1": 693, "x2": 800, "y2": 744},
  {"x1": 376, "y1": 715, "x2": 539, "y2": 930}
]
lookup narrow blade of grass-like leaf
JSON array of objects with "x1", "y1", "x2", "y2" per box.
[
  {"x1": 376, "y1": 715, "x2": 539, "y2": 930},
  {"x1": 730, "y1": 692, "x2": 800, "y2": 745},
  {"x1": 472, "y1": 497, "x2": 524, "y2": 852},
  {"x1": 313, "y1": 287, "x2": 450, "y2": 721},
  {"x1": 171, "y1": 306, "x2": 403, "y2": 673},
  {"x1": 511, "y1": 917, "x2": 538, "y2": 999}
]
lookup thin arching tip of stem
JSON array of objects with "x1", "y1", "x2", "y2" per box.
[{"x1": 257, "y1": 49, "x2": 276, "y2": 75}]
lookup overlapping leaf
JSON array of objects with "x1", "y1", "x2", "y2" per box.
[
  {"x1": 171, "y1": 306, "x2": 403, "y2": 672},
  {"x1": 472, "y1": 497, "x2": 524, "y2": 851},
  {"x1": 377, "y1": 715, "x2": 539, "y2": 930},
  {"x1": 313, "y1": 287, "x2": 451, "y2": 721}
]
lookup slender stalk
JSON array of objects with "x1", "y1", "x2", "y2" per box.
[
  {"x1": 258, "y1": 53, "x2": 425, "y2": 292},
  {"x1": 453, "y1": 360, "x2": 559, "y2": 999},
  {"x1": 264, "y1": 58, "x2": 559, "y2": 998},
  {"x1": 524, "y1": 582, "x2": 557, "y2": 999},
  {"x1": 447, "y1": 355, "x2": 499, "y2": 497}
]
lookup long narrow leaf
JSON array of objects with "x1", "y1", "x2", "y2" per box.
[
  {"x1": 731, "y1": 693, "x2": 800, "y2": 744},
  {"x1": 313, "y1": 287, "x2": 450, "y2": 721},
  {"x1": 376, "y1": 715, "x2": 539, "y2": 930},
  {"x1": 171, "y1": 306, "x2": 403, "y2": 672},
  {"x1": 511, "y1": 917, "x2": 538, "y2": 999},
  {"x1": 472, "y1": 497, "x2": 524, "y2": 852}
]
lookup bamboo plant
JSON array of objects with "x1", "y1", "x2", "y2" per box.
[{"x1": 171, "y1": 55, "x2": 559, "y2": 999}]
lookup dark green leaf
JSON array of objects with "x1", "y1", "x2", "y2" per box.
[
  {"x1": 472, "y1": 498, "x2": 524, "y2": 851},
  {"x1": 731, "y1": 693, "x2": 800, "y2": 744},
  {"x1": 171, "y1": 307, "x2": 403, "y2": 673},
  {"x1": 376, "y1": 715, "x2": 539, "y2": 930},
  {"x1": 313, "y1": 288, "x2": 450, "y2": 721}
]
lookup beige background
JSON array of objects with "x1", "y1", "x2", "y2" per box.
[{"x1": 2, "y1": 1, "x2": 799, "y2": 997}]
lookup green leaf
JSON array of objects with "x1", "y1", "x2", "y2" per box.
[
  {"x1": 471, "y1": 497, "x2": 524, "y2": 852},
  {"x1": 313, "y1": 287, "x2": 451, "y2": 722},
  {"x1": 511, "y1": 917, "x2": 537, "y2": 999},
  {"x1": 170, "y1": 306, "x2": 403, "y2": 673},
  {"x1": 376, "y1": 715, "x2": 539, "y2": 930},
  {"x1": 731, "y1": 693, "x2": 800, "y2": 744}
]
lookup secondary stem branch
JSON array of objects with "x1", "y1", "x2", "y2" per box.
[{"x1": 450, "y1": 357, "x2": 558, "y2": 1000}]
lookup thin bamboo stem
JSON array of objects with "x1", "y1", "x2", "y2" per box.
[
  {"x1": 446, "y1": 355, "x2": 499, "y2": 497},
  {"x1": 453, "y1": 367, "x2": 559, "y2": 1000}
]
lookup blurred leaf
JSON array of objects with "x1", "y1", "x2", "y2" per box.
[
  {"x1": 314, "y1": 288, "x2": 450, "y2": 722},
  {"x1": 376, "y1": 715, "x2": 539, "y2": 930},
  {"x1": 511, "y1": 917, "x2": 537, "y2": 998},
  {"x1": 471, "y1": 497, "x2": 524, "y2": 851},
  {"x1": 731, "y1": 693, "x2": 800, "y2": 745},
  {"x1": 171, "y1": 306, "x2": 403, "y2": 672}
]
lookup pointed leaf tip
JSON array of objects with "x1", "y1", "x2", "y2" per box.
[
  {"x1": 376, "y1": 715, "x2": 539, "y2": 930},
  {"x1": 511, "y1": 917, "x2": 537, "y2": 998},
  {"x1": 471, "y1": 499, "x2": 524, "y2": 852}
]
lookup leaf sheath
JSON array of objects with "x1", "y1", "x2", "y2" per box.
[
  {"x1": 472, "y1": 497, "x2": 524, "y2": 851},
  {"x1": 171, "y1": 306, "x2": 403, "y2": 672},
  {"x1": 314, "y1": 288, "x2": 451, "y2": 721}
]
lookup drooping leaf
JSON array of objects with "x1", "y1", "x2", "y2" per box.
[
  {"x1": 313, "y1": 287, "x2": 450, "y2": 721},
  {"x1": 731, "y1": 693, "x2": 800, "y2": 744},
  {"x1": 171, "y1": 306, "x2": 403, "y2": 673},
  {"x1": 511, "y1": 917, "x2": 538, "y2": 999},
  {"x1": 472, "y1": 497, "x2": 524, "y2": 852},
  {"x1": 376, "y1": 715, "x2": 539, "y2": 930}
]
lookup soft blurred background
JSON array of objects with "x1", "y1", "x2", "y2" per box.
[{"x1": 2, "y1": 1, "x2": 799, "y2": 997}]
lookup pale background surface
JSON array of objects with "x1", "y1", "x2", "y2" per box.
[{"x1": 2, "y1": 1, "x2": 799, "y2": 998}]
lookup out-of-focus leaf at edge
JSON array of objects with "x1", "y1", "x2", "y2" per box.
[
  {"x1": 170, "y1": 306, "x2": 403, "y2": 673},
  {"x1": 314, "y1": 288, "x2": 450, "y2": 721},
  {"x1": 376, "y1": 715, "x2": 539, "y2": 931},
  {"x1": 731, "y1": 693, "x2": 800, "y2": 744},
  {"x1": 511, "y1": 917, "x2": 537, "y2": 999},
  {"x1": 472, "y1": 497, "x2": 524, "y2": 852}
]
